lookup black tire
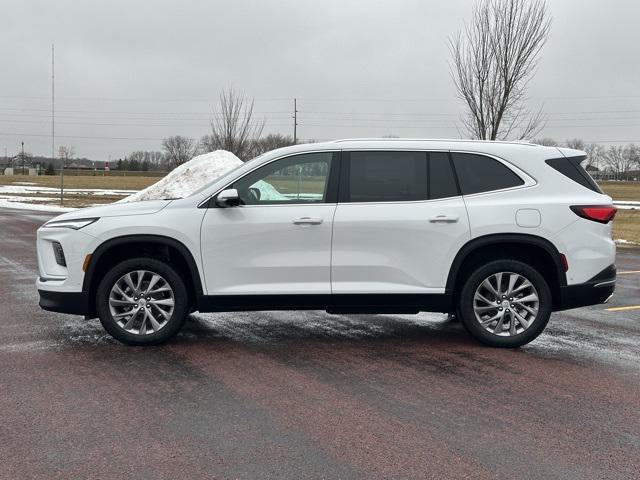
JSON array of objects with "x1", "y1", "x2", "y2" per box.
[
  {"x1": 457, "y1": 259, "x2": 552, "y2": 348},
  {"x1": 96, "y1": 257, "x2": 189, "y2": 345}
]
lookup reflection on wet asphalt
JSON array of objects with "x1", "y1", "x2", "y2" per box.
[{"x1": 1, "y1": 208, "x2": 639, "y2": 480}]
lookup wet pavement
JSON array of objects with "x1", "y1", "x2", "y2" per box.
[{"x1": 0, "y1": 207, "x2": 639, "y2": 479}]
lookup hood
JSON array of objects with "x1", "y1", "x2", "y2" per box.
[{"x1": 46, "y1": 199, "x2": 173, "y2": 222}]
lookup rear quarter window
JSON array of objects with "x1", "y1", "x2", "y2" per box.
[
  {"x1": 451, "y1": 153, "x2": 524, "y2": 195},
  {"x1": 545, "y1": 156, "x2": 603, "y2": 193}
]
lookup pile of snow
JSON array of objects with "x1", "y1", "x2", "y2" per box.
[
  {"x1": 120, "y1": 150, "x2": 243, "y2": 203},
  {"x1": 120, "y1": 149, "x2": 293, "y2": 203}
]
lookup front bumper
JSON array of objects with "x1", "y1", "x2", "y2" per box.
[
  {"x1": 555, "y1": 264, "x2": 616, "y2": 311},
  {"x1": 38, "y1": 289, "x2": 90, "y2": 315}
]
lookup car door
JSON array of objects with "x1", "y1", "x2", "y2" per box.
[
  {"x1": 200, "y1": 151, "x2": 339, "y2": 295},
  {"x1": 331, "y1": 150, "x2": 471, "y2": 294}
]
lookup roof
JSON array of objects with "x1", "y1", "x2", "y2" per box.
[
  {"x1": 260, "y1": 138, "x2": 553, "y2": 161},
  {"x1": 331, "y1": 138, "x2": 539, "y2": 147}
]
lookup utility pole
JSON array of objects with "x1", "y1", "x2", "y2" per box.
[
  {"x1": 293, "y1": 98, "x2": 298, "y2": 144},
  {"x1": 52, "y1": 44, "x2": 63, "y2": 205},
  {"x1": 21, "y1": 141, "x2": 25, "y2": 175}
]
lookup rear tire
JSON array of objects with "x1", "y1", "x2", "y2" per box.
[
  {"x1": 457, "y1": 259, "x2": 552, "y2": 348},
  {"x1": 96, "y1": 257, "x2": 189, "y2": 345}
]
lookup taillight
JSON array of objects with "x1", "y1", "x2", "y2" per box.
[{"x1": 570, "y1": 205, "x2": 617, "y2": 224}]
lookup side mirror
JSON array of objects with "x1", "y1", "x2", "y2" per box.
[{"x1": 215, "y1": 188, "x2": 240, "y2": 208}]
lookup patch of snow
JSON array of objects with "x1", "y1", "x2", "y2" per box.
[
  {"x1": 0, "y1": 198, "x2": 76, "y2": 212},
  {"x1": 0, "y1": 185, "x2": 136, "y2": 196},
  {"x1": 0, "y1": 195, "x2": 59, "y2": 203},
  {"x1": 615, "y1": 239, "x2": 638, "y2": 245},
  {"x1": 120, "y1": 150, "x2": 243, "y2": 203},
  {"x1": 12, "y1": 181, "x2": 37, "y2": 185},
  {"x1": 614, "y1": 201, "x2": 640, "y2": 210}
]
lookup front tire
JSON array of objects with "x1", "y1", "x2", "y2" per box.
[
  {"x1": 96, "y1": 257, "x2": 189, "y2": 345},
  {"x1": 457, "y1": 259, "x2": 552, "y2": 348}
]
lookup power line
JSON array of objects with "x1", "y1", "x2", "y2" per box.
[
  {"x1": 2, "y1": 132, "x2": 639, "y2": 146},
  {"x1": 1, "y1": 119, "x2": 291, "y2": 128},
  {"x1": 0, "y1": 107, "x2": 290, "y2": 115},
  {"x1": 1, "y1": 93, "x2": 640, "y2": 103},
  {"x1": 4, "y1": 107, "x2": 640, "y2": 120},
  {"x1": 0, "y1": 132, "x2": 166, "y2": 141}
]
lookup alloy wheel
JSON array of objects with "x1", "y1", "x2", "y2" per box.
[
  {"x1": 472, "y1": 272, "x2": 539, "y2": 336},
  {"x1": 108, "y1": 270, "x2": 175, "y2": 335}
]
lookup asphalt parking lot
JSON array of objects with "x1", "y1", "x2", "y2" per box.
[{"x1": 1, "y1": 207, "x2": 639, "y2": 480}]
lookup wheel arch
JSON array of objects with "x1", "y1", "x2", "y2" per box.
[
  {"x1": 446, "y1": 233, "x2": 567, "y2": 309},
  {"x1": 83, "y1": 234, "x2": 203, "y2": 317}
]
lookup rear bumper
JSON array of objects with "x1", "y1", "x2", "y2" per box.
[
  {"x1": 555, "y1": 264, "x2": 616, "y2": 311},
  {"x1": 38, "y1": 290, "x2": 90, "y2": 315}
]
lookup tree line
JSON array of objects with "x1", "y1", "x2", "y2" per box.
[{"x1": 533, "y1": 138, "x2": 640, "y2": 179}]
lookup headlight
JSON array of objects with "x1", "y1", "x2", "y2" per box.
[{"x1": 42, "y1": 217, "x2": 99, "y2": 230}]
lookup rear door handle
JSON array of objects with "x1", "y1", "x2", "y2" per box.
[
  {"x1": 292, "y1": 217, "x2": 324, "y2": 225},
  {"x1": 429, "y1": 215, "x2": 459, "y2": 223}
]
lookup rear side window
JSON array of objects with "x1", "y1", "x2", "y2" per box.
[
  {"x1": 347, "y1": 151, "x2": 428, "y2": 202},
  {"x1": 429, "y1": 152, "x2": 459, "y2": 199},
  {"x1": 452, "y1": 153, "x2": 524, "y2": 195},
  {"x1": 545, "y1": 156, "x2": 603, "y2": 193}
]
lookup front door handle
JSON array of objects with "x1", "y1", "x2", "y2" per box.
[
  {"x1": 429, "y1": 215, "x2": 459, "y2": 223},
  {"x1": 292, "y1": 217, "x2": 324, "y2": 225}
]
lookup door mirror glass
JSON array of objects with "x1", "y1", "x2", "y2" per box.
[{"x1": 215, "y1": 188, "x2": 240, "y2": 207}]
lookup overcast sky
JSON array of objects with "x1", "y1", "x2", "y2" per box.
[{"x1": 1, "y1": 0, "x2": 639, "y2": 161}]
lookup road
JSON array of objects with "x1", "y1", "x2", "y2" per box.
[{"x1": 0, "y1": 207, "x2": 639, "y2": 480}]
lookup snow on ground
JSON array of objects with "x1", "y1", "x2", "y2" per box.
[
  {"x1": 615, "y1": 239, "x2": 638, "y2": 245},
  {"x1": 120, "y1": 150, "x2": 243, "y2": 202},
  {"x1": 0, "y1": 198, "x2": 75, "y2": 212},
  {"x1": 614, "y1": 201, "x2": 640, "y2": 210},
  {"x1": 0, "y1": 185, "x2": 136, "y2": 196}
]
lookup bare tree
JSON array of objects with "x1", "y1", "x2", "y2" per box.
[
  {"x1": 532, "y1": 137, "x2": 557, "y2": 146},
  {"x1": 627, "y1": 144, "x2": 640, "y2": 176},
  {"x1": 161, "y1": 136, "x2": 197, "y2": 168},
  {"x1": 203, "y1": 88, "x2": 265, "y2": 161},
  {"x1": 565, "y1": 138, "x2": 585, "y2": 150},
  {"x1": 449, "y1": 0, "x2": 551, "y2": 140},
  {"x1": 249, "y1": 133, "x2": 295, "y2": 157},
  {"x1": 584, "y1": 143, "x2": 606, "y2": 171},
  {"x1": 604, "y1": 144, "x2": 637, "y2": 179},
  {"x1": 58, "y1": 145, "x2": 75, "y2": 167}
]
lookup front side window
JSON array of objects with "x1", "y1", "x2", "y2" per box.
[
  {"x1": 233, "y1": 152, "x2": 333, "y2": 205},
  {"x1": 452, "y1": 153, "x2": 524, "y2": 195}
]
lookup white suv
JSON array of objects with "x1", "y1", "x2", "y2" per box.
[{"x1": 36, "y1": 139, "x2": 617, "y2": 347}]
